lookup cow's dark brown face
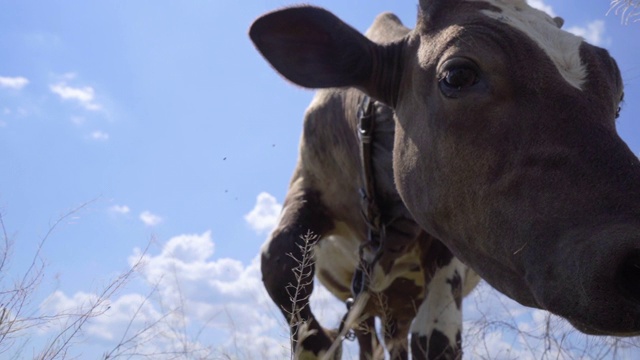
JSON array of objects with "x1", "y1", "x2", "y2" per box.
[
  {"x1": 249, "y1": 0, "x2": 640, "y2": 335},
  {"x1": 393, "y1": 1, "x2": 639, "y2": 335}
]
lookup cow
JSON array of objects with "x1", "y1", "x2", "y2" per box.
[
  {"x1": 250, "y1": 0, "x2": 638, "y2": 359},
  {"x1": 255, "y1": 10, "x2": 479, "y2": 360}
]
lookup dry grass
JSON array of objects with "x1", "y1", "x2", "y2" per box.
[
  {"x1": 0, "y1": 203, "x2": 217, "y2": 360},
  {"x1": 610, "y1": 0, "x2": 640, "y2": 23},
  {"x1": 286, "y1": 229, "x2": 318, "y2": 359},
  {"x1": 0, "y1": 202, "x2": 141, "y2": 359},
  {"x1": 2, "y1": 204, "x2": 640, "y2": 360},
  {"x1": 280, "y1": 229, "x2": 640, "y2": 359},
  {"x1": 463, "y1": 282, "x2": 640, "y2": 359}
]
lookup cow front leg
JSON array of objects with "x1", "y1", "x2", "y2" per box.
[
  {"x1": 261, "y1": 187, "x2": 338, "y2": 358},
  {"x1": 410, "y1": 256, "x2": 467, "y2": 360}
]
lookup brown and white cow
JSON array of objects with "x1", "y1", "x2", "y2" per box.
[{"x1": 250, "y1": 0, "x2": 638, "y2": 359}]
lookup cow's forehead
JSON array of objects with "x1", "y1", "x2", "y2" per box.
[{"x1": 467, "y1": 0, "x2": 586, "y2": 90}]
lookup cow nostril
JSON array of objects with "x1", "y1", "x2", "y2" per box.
[{"x1": 617, "y1": 251, "x2": 640, "y2": 303}]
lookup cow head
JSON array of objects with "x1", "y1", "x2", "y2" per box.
[{"x1": 249, "y1": 0, "x2": 640, "y2": 335}]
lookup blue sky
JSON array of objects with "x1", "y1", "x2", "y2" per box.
[{"x1": 1, "y1": 0, "x2": 639, "y2": 358}]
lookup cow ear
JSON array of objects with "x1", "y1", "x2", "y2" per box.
[{"x1": 249, "y1": 6, "x2": 402, "y2": 106}]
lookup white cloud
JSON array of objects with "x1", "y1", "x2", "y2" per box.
[
  {"x1": 50, "y1": 83, "x2": 93, "y2": 102},
  {"x1": 130, "y1": 231, "x2": 254, "y2": 300},
  {"x1": 16, "y1": 107, "x2": 28, "y2": 117},
  {"x1": 60, "y1": 72, "x2": 78, "y2": 81},
  {"x1": 124, "y1": 230, "x2": 350, "y2": 358},
  {"x1": 25, "y1": 32, "x2": 62, "y2": 50},
  {"x1": 50, "y1": 82, "x2": 101, "y2": 111},
  {"x1": 90, "y1": 131, "x2": 110, "y2": 141},
  {"x1": 527, "y1": 0, "x2": 556, "y2": 17},
  {"x1": 109, "y1": 205, "x2": 130, "y2": 215},
  {"x1": 71, "y1": 116, "x2": 85, "y2": 125},
  {"x1": 39, "y1": 290, "x2": 207, "y2": 356},
  {"x1": 567, "y1": 20, "x2": 607, "y2": 45},
  {"x1": 139, "y1": 211, "x2": 163, "y2": 226},
  {"x1": 36, "y1": 229, "x2": 640, "y2": 359},
  {"x1": 37, "y1": 230, "x2": 295, "y2": 358},
  {"x1": 40, "y1": 291, "x2": 103, "y2": 320},
  {"x1": 524, "y1": 1, "x2": 607, "y2": 46},
  {"x1": 460, "y1": 282, "x2": 640, "y2": 359},
  {"x1": 0, "y1": 76, "x2": 29, "y2": 90},
  {"x1": 244, "y1": 192, "x2": 282, "y2": 234},
  {"x1": 32, "y1": 193, "x2": 640, "y2": 358},
  {"x1": 160, "y1": 231, "x2": 215, "y2": 263}
]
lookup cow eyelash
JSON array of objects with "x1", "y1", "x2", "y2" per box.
[{"x1": 616, "y1": 92, "x2": 625, "y2": 119}]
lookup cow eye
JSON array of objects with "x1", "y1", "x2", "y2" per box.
[{"x1": 439, "y1": 59, "x2": 480, "y2": 98}]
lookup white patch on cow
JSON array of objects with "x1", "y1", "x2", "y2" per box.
[
  {"x1": 469, "y1": 0, "x2": 586, "y2": 89},
  {"x1": 463, "y1": 267, "x2": 481, "y2": 297},
  {"x1": 370, "y1": 251, "x2": 424, "y2": 293},
  {"x1": 295, "y1": 319, "x2": 342, "y2": 359},
  {"x1": 314, "y1": 222, "x2": 361, "y2": 299},
  {"x1": 315, "y1": 222, "x2": 424, "y2": 298},
  {"x1": 411, "y1": 259, "x2": 467, "y2": 350}
]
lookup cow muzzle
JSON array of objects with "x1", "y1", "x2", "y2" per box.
[{"x1": 528, "y1": 224, "x2": 640, "y2": 336}]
